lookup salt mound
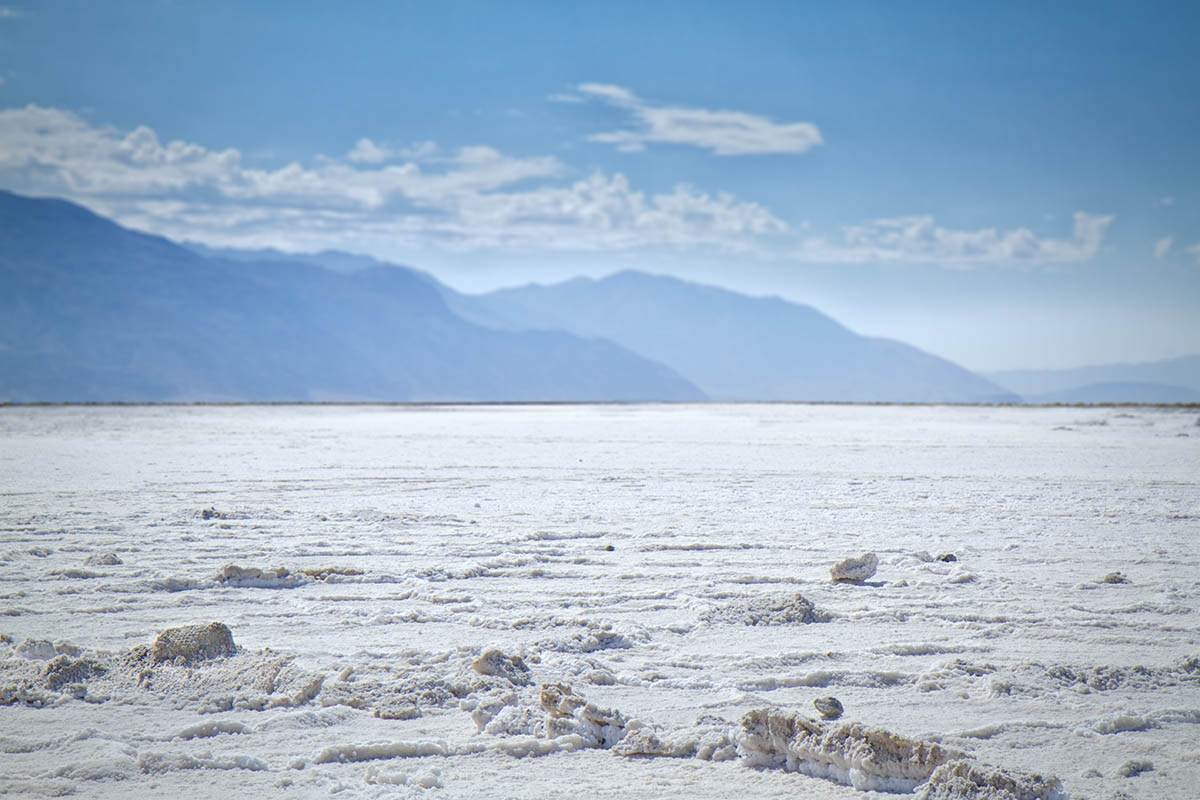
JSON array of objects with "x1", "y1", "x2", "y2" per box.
[
  {"x1": 301, "y1": 566, "x2": 364, "y2": 580},
  {"x1": 471, "y1": 649, "x2": 531, "y2": 686},
  {"x1": 466, "y1": 682, "x2": 632, "y2": 751},
  {"x1": 915, "y1": 760, "x2": 1067, "y2": 800},
  {"x1": 2, "y1": 627, "x2": 319, "y2": 711},
  {"x1": 373, "y1": 704, "x2": 422, "y2": 720},
  {"x1": 215, "y1": 564, "x2": 362, "y2": 587},
  {"x1": 610, "y1": 720, "x2": 738, "y2": 761},
  {"x1": 365, "y1": 764, "x2": 444, "y2": 788},
  {"x1": 1116, "y1": 759, "x2": 1153, "y2": 777},
  {"x1": 43, "y1": 654, "x2": 106, "y2": 690},
  {"x1": 218, "y1": 564, "x2": 285, "y2": 581},
  {"x1": 610, "y1": 726, "x2": 695, "y2": 758},
  {"x1": 137, "y1": 751, "x2": 267, "y2": 773},
  {"x1": 539, "y1": 683, "x2": 630, "y2": 748},
  {"x1": 215, "y1": 564, "x2": 302, "y2": 587},
  {"x1": 139, "y1": 651, "x2": 324, "y2": 712},
  {"x1": 15, "y1": 639, "x2": 59, "y2": 660},
  {"x1": 1043, "y1": 658, "x2": 1199, "y2": 691},
  {"x1": 536, "y1": 621, "x2": 644, "y2": 653},
  {"x1": 320, "y1": 647, "x2": 536, "y2": 718},
  {"x1": 739, "y1": 708, "x2": 962, "y2": 793},
  {"x1": 831, "y1": 552, "x2": 879, "y2": 583},
  {"x1": 149, "y1": 622, "x2": 236, "y2": 664},
  {"x1": 704, "y1": 593, "x2": 832, "y2": 625}
]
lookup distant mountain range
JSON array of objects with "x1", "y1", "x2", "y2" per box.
[
  {"x1": 984, "y1": 355, "x2": 1200, "y2": 403},
  {"x1": 444, "y1": 272, "x2": 1015, "y2": 403},
  {"x1": 1, "y1": 190, "x2": 1193, "y2": 404}
]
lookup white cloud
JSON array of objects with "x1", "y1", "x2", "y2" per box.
[
  {"x1": 0, "y1": 7, "x2": 26, "y2": 19},
  {"x1": 438, "y1": 173, "x2": 787, "y2": 251},
  {"x1": 346, "y1": 137, "x2": 392, "y2": 164},
  {"x1": 1155, "y1": 236, "x2": 1174, "y2": 258},
  {"x1": 0, "y1": 105, "x2": 1112, "y2": 269},
  {"x1": 346, "y1": 138, "x2": 437, "y2": 164},
  {"x1": 548, "y1": 92, "x2": 584, "y2": 104},
  {"x1": 0, "y1": 105, "x2": 787, "y2": 255},
  {"x1": 795, "y1": 211, "x2": 1113, "y2": 267},
  {"x1": 574, "y1": 83, "x2": 822, "y2": 156}
]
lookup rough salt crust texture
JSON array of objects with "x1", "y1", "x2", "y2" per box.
[
  {"x1": 0, "y1": 404, "x2": 1197, "y2": 799},
  {"x1": 738, "y1": 708, "x2": 964, "y2": 792}
]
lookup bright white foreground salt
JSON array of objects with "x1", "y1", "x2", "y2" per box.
[{"x1": 0, "y1": 404, "x2": 1196, "y2": 799}]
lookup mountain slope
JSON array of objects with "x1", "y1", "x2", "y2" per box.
[
  {"x1": 446, "y1": 271, "x2": 1016, "y2": 403},
  {"x1": 182, "y1": 242, "x2": 425, "y2": 277},
  {"x1": 0, "y1": 192, "x2": 704, "y2": 402}
]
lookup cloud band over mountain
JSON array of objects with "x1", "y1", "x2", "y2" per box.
[{"x1": 0, "y1": 103, "x2": 1111, "y2": 270}]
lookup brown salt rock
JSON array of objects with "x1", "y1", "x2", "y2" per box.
[{"x1": 150, "y1": 622, "x2": 236, "y2": 664}]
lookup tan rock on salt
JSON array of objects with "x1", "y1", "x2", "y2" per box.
[
  {"x1": 813, "y1": 696, "x2": 844, "y2": 719},
  {"x1": 150, "y1": 622, "x2": 236, "y2": 664}
]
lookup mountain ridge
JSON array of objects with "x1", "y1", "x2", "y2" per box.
[
  {"x1": 444, "y1": 270, "x2": 1018, "y2": 403},
  {"x1": 7, "y1": 190, "x2": 1187, "y2": 405},
  {"x1": 0, "y1": 190, "x2": 704, "y2": 403}
]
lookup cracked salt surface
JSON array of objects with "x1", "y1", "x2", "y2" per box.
[{"x1": 0, "y1": 403, "x2": 1197, "y2": 798}]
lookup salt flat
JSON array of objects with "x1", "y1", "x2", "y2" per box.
[{"x1": 0, "y1": 404, "x2": 1197, "y2": 798}]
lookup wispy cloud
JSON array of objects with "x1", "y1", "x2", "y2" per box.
[
  {"x1": 573, "y1": 83, "x2": 822, "y2": 156},
  {"x1": 0, "y1": 105, "x2": 786, "y2": 254},
  {"x1": 1187, "y1": 242, "x2": 1200, "y2": 264},
  {"x1": 1154, "y1": 236, "x2": 1174, "y2": 258},
  {"x1": 795, "y1": 212, "x2": 1113, "y2": 268},
  {"x1": 1155, "y1": 196, "x2": 1175, "y2": 207},
  {"x1": 0, "y1": 7, "x2": 26, "y2": 19}
]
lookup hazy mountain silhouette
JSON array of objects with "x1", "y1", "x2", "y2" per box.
[
  {"x1": 0, "y1": 191, "x2": 703, "y2": 402},
  {"x1": 986, "y1": 355, "x2": 1200, "y2": 403},
  {"x1": 20, "y1": 189, "x2": 1182, "y2": 406},
  {"x1": 445, "y1": 271, "x2": 1017, "y2": 403}
]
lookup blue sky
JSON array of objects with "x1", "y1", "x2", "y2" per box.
[{"x1": 1, "y1": 0, "x2": 1197, "y2": 370}]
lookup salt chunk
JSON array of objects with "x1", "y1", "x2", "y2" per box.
[
  {"x1": 831, "y1": 552, "x2": 879, "y2": 583},
  {"x1": 151, "y1": 622, "x2": 236, "y2": 664},
  {"x1": 1116, "y1": 759, "x2": 1153, "y2": 777}
]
